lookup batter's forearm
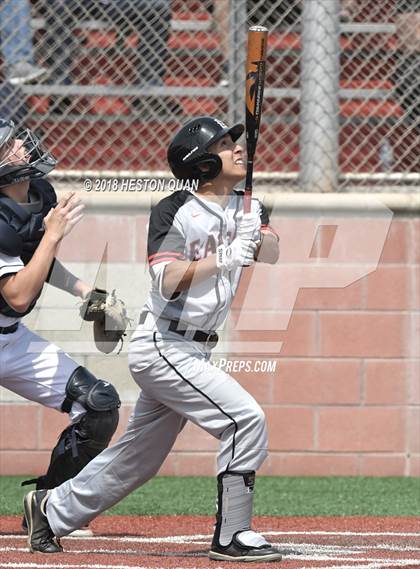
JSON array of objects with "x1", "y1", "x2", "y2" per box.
[
  {"x1": 256, "y1": 232, "x2": 279, "y2": 264},
  {"x1": 162, "y1": 256, "x2": 219, "y2": 296}
]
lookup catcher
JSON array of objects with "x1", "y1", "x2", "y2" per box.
[{"x1": 0, "y1": 118, "x2": 128, "y2": 537}]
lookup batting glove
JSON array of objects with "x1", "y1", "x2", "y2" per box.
[
  {"x1": 216, "y1": 236, "x2": 257, "y2": 271},
  {"x1": 237, "y1": 212, "x2": 261, "y2": 245}
]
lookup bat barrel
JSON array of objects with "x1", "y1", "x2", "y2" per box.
[{"x1": 244, "y1": 26, "x2": 268, "y2": 213}]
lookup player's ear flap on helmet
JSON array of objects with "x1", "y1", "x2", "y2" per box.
[{"x1": 188, "y1": 154, "x2": 223, "y2": 182}]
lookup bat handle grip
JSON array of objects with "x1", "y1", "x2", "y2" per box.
[
  {"x1": 244, "y1": 159, "x2": 254, "y2": 213},
  {"x1": 243, "y1": 188, "x2": 252, "y2": 213}
]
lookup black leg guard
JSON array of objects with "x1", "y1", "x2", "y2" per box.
[
  {"x1": 28, "y1": 409, "x2": 119, "y2": 490},
  {"x1": 209, "y1": 471, "x2": 282, "y2": 562},
  {"x1": 212, "y1": 471, "x2": 255, "y2": 549},
  {"x1": 22, "y1": 366, "x2": 120, "y2": 491}
]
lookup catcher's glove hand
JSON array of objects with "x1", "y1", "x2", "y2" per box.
[{"x1": 80, "y1": 288, "x2": 131, "y2": 354}]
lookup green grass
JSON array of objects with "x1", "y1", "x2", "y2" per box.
[{"x1": 1, "y1": 476, "x2": 419, "y2": 517}]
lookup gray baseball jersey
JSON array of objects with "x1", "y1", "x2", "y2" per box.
[{"x1": 145, "y1": 189, "x2": 274, "y2": 330}]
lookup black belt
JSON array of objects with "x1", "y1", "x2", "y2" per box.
[
  {"x1": 0, "y1": 322, "x2": 19, "y2": 334},
  {"x1": 139, "y1": 312, "x2": 218, "y2": 347}
]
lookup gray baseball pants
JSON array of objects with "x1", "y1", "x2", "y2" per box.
[{"x1": 47, "y1": 327, "x2": 268, "y2": 536}]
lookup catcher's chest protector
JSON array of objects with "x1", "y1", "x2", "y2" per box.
[{"x1": 0, "y1": 179, "x2": 57, "y2": 318}]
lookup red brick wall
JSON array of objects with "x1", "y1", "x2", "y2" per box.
[
  {"x1": 228, "y1": 215, "x2": 419, "y2": 476},
  {"x1": 0, "y1": 213, "x2": 418, "y2": 477}
]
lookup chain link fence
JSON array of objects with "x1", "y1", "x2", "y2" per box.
[{"x1": 0, "y1": 0, "x2": 418, "y2": 191}]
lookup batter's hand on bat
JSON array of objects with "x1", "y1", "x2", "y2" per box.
[
  {"x1": 44, "y1": 192, "x2": 85, "y2": 242},
  {"x1": 216, "y1": 235, "x2": 257, "y2": 271},
  {"x1": 237, "y1": 212, "x2": 261, "y2": 243}
]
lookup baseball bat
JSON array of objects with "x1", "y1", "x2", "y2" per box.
[{"x1": 244, "y1": 25, "x2": 268, "y2": 213}]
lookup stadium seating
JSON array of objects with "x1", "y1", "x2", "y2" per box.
[{"x1": 1, "y1": 0, "x2": 415, "y2": 174}]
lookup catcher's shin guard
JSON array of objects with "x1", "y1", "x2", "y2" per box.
[
  {"x1": 209, "y1": 471, "x2": 282, "y2": 562},
  {"x1": 22, "y1": 366, "x2": 120, "y2": 490}
]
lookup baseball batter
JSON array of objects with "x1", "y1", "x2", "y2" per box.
[
  {"x1": 24, "y1": 116, "x2": 281, "y2": 562},
  {"x1": 0, "y1": 118, "x2": 120, "y2": 539}
]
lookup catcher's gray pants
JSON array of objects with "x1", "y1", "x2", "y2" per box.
[
  {"x1": 0, "y1": 323, "x2": 85, "y2": 422},
  {"x1": 47, "y1": 328, "x2": 268, "y2": 536}
]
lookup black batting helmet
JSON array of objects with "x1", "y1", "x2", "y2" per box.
[
  {"x1": 0, "y1": 119, "x2": 57, "y2": 188},
  {"x1": 167, "y1": 116, "x2": 244, "y2": 182}
]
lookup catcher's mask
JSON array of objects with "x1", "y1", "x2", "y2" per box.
[
  {"x1": 0, "y1": 118, "x2": 57, "y2": 188},
  {"x1": 167, "y1": 116, "x2": 244, "y2": 183}
]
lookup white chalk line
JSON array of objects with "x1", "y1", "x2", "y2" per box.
[
  {"x1": 1, "y1": 559, "x2": 420, "y2": 569},
  {"x1": 0, "y1": 546, "x2": 211, "y2": 554},
  {"x1": 1, "y1": 530, "x2": 419, "y2": 569},
  {"x1": 301, "y1": 563, "x2": 420, "y2": 569},
  {"x1": 0, "y1": 564, "x2": 178, "y2": 569},
  {"x1": 4, "y1": 542, "x2": 420, "y2": 555},
  {"x1": 278, "y1": 543, "x2": 420, "y2": 553},
  {"x1": 0, "y1": 534, "x2": 207, "y2": 544},
  {"x1": 264, "y1": 531, "x2": 420, "y2": 538},
  {"x1": 2, "y1": 545, "x2": 420, "y2": 562},
  {"x1": 1, "y1": 529, "x2": 420, "y2": 545}
]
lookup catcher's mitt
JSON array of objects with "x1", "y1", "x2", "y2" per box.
[{"x1": 80, "y1": 288, "x2": 131, "y2": 354}]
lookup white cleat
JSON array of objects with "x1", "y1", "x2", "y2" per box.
[
  {"x1": 68, "y1": 525, "x2": 93, "y2": 537},
  {"x1": 209, "y1": 530, "x2": 282, "y2": 562}
]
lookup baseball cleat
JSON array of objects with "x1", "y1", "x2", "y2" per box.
[
  {"x1": 209, "y1": 531, "x2": 282, "y2": 562},
  {"x1": 23, "y1": 490, "x2": 63, "y2": 553},
  {"x1": 22, "y1": 515, "x2": 93, "y2": 537}
]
